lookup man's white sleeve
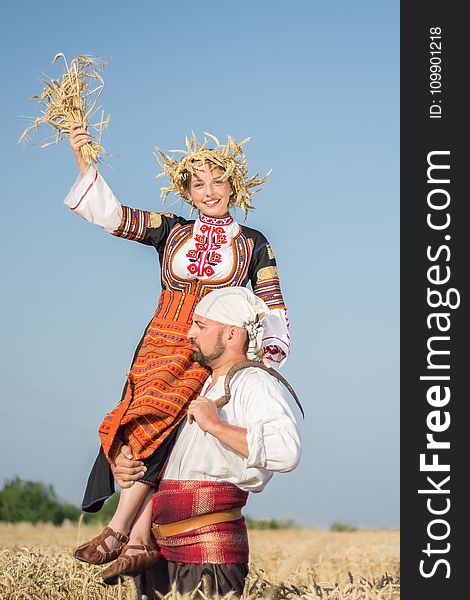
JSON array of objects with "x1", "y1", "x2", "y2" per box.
[{"x1": 241, "y1": 372, "x2": 301, "y2": 472}]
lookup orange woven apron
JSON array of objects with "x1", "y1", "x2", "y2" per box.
[{"x1": 99, "y1": 290, "x2": 209, "y2": 461}]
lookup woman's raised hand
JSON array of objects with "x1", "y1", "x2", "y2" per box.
[
  {"x1": 69, "y1": 123, "x2": 92, "y2": 176},
  {"x1": 257, "y1": 347, "x2": 271, "y2": 368}
]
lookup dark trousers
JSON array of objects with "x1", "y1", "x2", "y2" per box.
[{"x1": 140, "y1": 558, "x2": 248, "y2": 598}]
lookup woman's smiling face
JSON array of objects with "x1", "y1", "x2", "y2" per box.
[{"x1": 187, "y1": 162, "x2": 232, "y2": 217}]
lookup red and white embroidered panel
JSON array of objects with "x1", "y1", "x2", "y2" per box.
[{"x1": 171, "y1": 216, "x2": 240, "y2": 281}]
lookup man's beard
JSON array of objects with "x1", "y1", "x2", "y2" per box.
[{"x1": 191, "y1": 332, "x2": 225, "y2": 367}]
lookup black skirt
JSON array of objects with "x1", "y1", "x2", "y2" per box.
[{"x1": 81, "y1": 421, "x2": 182, "y2": 512}]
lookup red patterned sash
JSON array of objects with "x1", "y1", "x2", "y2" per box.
[{"x1": 152, "y1": 480, "x2": 249, "y2": 564}]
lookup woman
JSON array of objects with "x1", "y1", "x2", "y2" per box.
[{"x1": 67, "y1": 125, "x2": 290, "y2": 582}]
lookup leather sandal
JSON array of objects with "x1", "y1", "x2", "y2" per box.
[
  {"x1": 101, "y1": 544, "x2": 161, "y2": 585},
  {"x1": 74, "y1": 527, "x2": 129, "y2": 565}
]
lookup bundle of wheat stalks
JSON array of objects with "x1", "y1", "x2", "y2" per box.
[{"x1": 19, "y1": 52, "x2": 110, "y2": 164}]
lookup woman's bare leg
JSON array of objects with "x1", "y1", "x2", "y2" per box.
[
  {"x1": 74, "y1": 482, "x2": 154, "y2": 562},
  {"x1": 120, "y1": 487, "x2": 154, "y2": 556},
  {"x1": 103, "y1": 482, "x2": 152, "y2": 550}
]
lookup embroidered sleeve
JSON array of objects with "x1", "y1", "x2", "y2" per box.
[
  {"x1": 64, "y1": 166, "x2": 122, "y2": 232},
  {"x1": 112, "y1": 206, "x2": 186, "y2": 251},
  {"x1": 249, "y1": 238, "x2": 285, "y2": 310},
  {"x1": 260, "y1": 308, "x2": 290, "y2": 367},
  {"x1": 248, "y1": 234, "x2": 290, "y2": 366},
  {"x1": 64, "y1": 167, "x2": 187, "y2": 250}
]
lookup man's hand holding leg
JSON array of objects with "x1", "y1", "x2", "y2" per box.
[{"x1": 111, "y1": 445, "x2": 147, "y2": 489}]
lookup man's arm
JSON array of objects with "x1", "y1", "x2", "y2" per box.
[
  {"x1": 239, "y1": 370, "x2": 302, "y2": 472},
  {"x1": 110, "y1": 445, "x2": 147, "y2": 488},
  {"x1": 187, "y1": 396, "x2": 249, "y2": 458}
]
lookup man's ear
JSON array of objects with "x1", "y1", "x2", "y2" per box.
[{"x1": 225, "y1": 326, "x2": 246, "y2": 350}]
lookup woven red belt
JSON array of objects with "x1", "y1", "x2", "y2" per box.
[{"x1": 152, "y1": 480, "x2": 249, "y2": 564}]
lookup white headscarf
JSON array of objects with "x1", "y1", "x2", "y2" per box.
[{"x1": 195, "y1": 287, "x2": 269, "y2": 360}]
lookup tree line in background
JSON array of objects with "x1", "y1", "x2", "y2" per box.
[
  {"x1": 0, "y1": 477, "x2": 108, "y2": 525},
  {"x1": 0, "y1": 477, "x2": 300, "y2": 530}
]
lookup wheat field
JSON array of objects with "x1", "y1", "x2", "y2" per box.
[{"x1": 0, "y1": 523, "x2": 399, "y2": 599}]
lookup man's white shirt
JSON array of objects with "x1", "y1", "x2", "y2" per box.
[{"x1": 162, "y1": 367, "x2": 301, "y2": 492}]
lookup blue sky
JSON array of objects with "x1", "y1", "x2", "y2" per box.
[{"x1": 0, "y1": 1, "x2": 399, "y2": 528}]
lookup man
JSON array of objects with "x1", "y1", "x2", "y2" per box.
[{"x1": 111, "y1": 287, "x2": 301, "y2": 597}]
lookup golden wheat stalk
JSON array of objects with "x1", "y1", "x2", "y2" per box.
[{"x1": 19, "y1": 52, "x2": 111, "y2": 165}]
